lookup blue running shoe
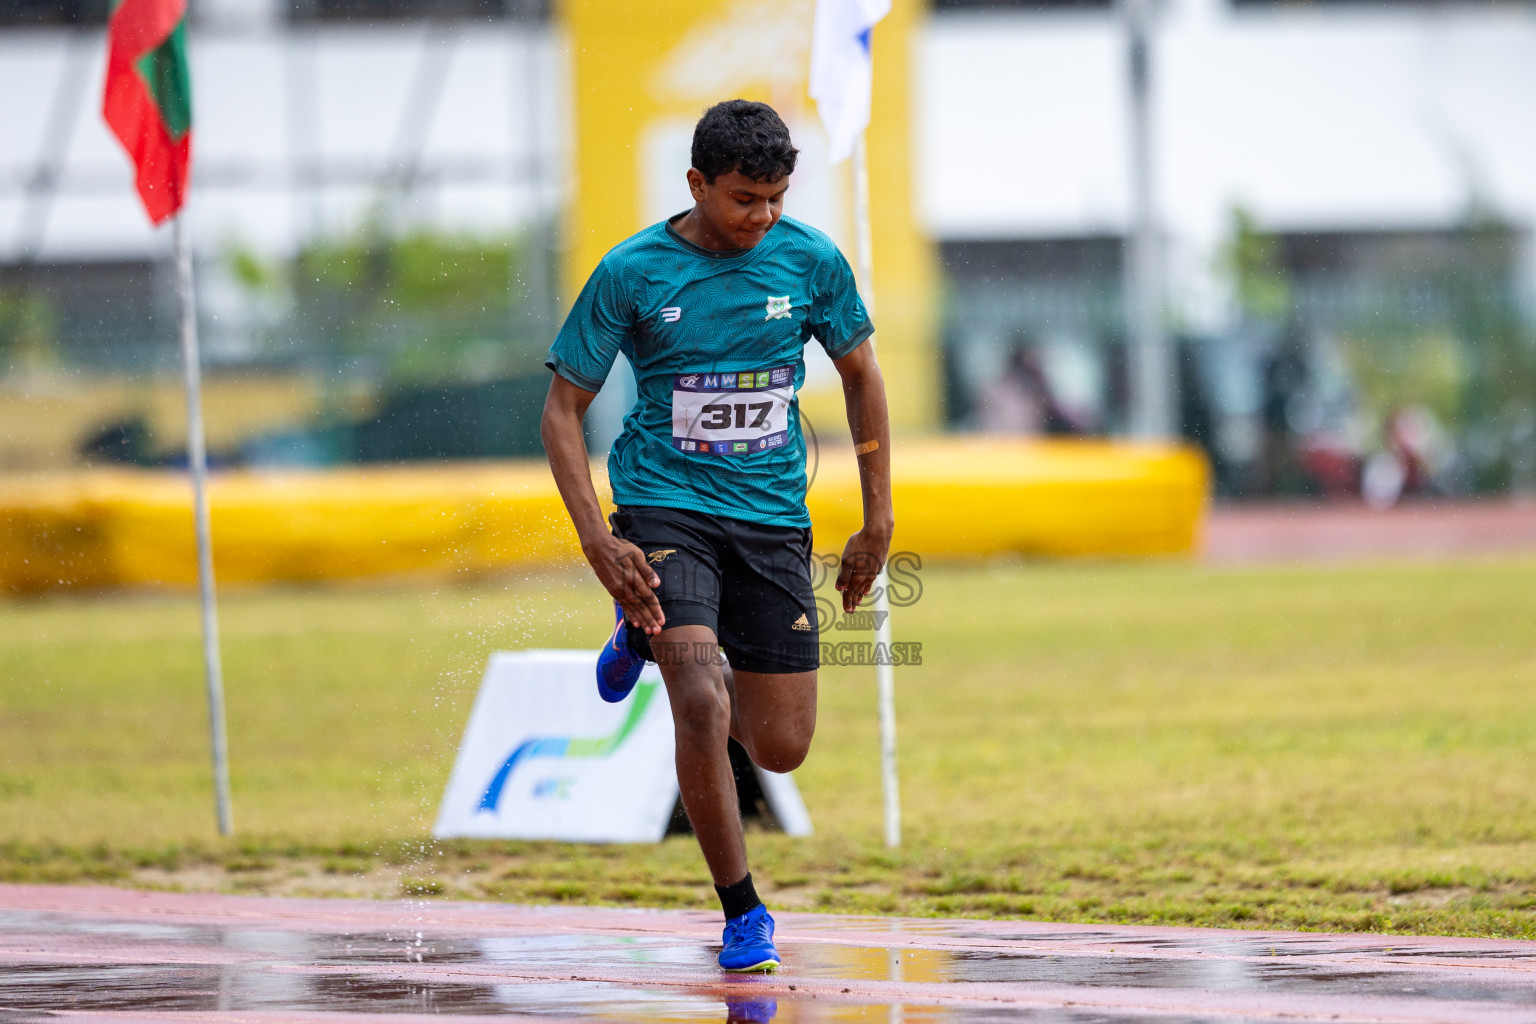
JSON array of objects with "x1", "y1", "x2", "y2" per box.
[
  {"x1": 718, "y1": 904, "x2": 779, "y2": 973},
  {"x1": 595, "y1": 602, "x2": 645, "y2": 703}
]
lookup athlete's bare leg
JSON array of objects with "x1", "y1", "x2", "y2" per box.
[
  {"x1": 654, "y1": 624, "x2": 816, "y2": 887},
  {"x1": 722, "y1": 660, "x2": 816, "y2": 774}
]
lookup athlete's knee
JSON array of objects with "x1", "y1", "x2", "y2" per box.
[
  {"x1": 670, "y1": 677, "x2": 731, "y2": 739},
  {"x1": 745, "y1": 732, "x2": 812, "y2": 774}
]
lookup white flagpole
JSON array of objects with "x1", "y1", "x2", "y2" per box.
[
  {"x1": 173, "y1": 213, "x2": 233, "y2": 837},
  {"x1": 851, "y1": 132, "x2": 900, "y2": 850},
  {"x1": 1123, "y1": 0, "x2": 1173, "y2": 438}
]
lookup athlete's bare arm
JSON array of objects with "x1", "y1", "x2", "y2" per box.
[
  {"x1": 832, "y1": 339, "x2": 894, "y2": 613},
  {"x1": 540, "y1": 374, "x2": 666, "y2": 634}
]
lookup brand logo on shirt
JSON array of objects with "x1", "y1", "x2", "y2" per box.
[
  {"x1": 660, "y1": 307, "x2": 682, "y2": 323},
  {"x1": 791, "y1": 613, "x2": 812, "y2": 632},
  {"x1": 764, "y1": 295, "x2": 792, "y2": 321}
]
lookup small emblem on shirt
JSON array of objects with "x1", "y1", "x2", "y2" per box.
[
  {"x1": 660, "y1": 307, "x2": 682, "y2": 323},
  {"x1": 765, "y1": 295, "x2": 792, "y2": 321},
  {"x1": 647, "y1": 549, "x2": 677, "y2": 565},
  {"x1": 791, "y1": 613, "x2": 812, "y2": 631}
]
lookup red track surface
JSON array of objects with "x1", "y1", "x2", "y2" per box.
[
  {"x1": 1203, "y1": 499, "x2": 1536, "y2": 563},
  {"x1": 2, "y1": 885, "x2": 1534, "y2": 1022}
]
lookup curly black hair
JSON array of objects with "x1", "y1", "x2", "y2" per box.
[{"x1": 691, "y1": 99, "x2": 799, "y2": 184}]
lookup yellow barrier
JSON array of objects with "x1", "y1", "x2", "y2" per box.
[
  {"x1": 813, "y1": 438, "x2": 1209, "y2": 560},
  {"x1": 0, "y1": 439, "x2": 1207, "y2": 594}
]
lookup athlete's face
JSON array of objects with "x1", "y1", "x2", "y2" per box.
[{"x1": 685, "y1": 167, "x2": 788, "y2": 250}]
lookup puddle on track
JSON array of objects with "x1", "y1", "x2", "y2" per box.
[{"x1": 2, "y1": 903, "x2": 1534, "y2": 1023}]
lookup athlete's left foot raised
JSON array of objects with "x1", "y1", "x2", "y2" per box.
[{"x1": 595, "y1": 602, "x2": 645, "y2": 703}]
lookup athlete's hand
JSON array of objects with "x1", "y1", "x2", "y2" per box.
[
  {"x1": 835, "y1": 527, "x2": 891, "y2": 613},
  {"x1": 583, "y1": 534, "x2": 665, "y2": 634}
]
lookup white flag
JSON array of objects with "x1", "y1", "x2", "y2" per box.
[{"x1": 809, "y1": 0, "x2": 891, "y2": 163}]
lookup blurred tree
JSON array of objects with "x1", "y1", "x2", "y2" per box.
[
  {"x1": 0, "y1": 289, "x2": 60, "y2": 376},
  {"x1": 228, "y1": 217, "x2": 543, "y2": 386},
  {"x1": 1342, "y1": 329, "x2": 1466, "y2": 432},
  {"x1": 1220, "y1": 207, "x2": 1292, "y2": 324},
  {"x1": 228, "y1": 244, "x2": 281, "y2": 292},
  {"x1": 295, "y1": 220, "x2": 534, "y2": 384},
  {"x1": 1216, "y1": 207, "x2": 1309, "y2": 497},
  {"x1": 1446, "y1": 206, "x2": 1536, "y2": 490},
  {"x1": 222, "y1": 219, "x2": 556, "y2": 463},
  {"x1": 1329, "y1": 205, "x2": 1535, "y2": 492}
]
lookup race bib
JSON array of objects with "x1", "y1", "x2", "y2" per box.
[{"x1": 671, "y1": 367, "x2": 793, "y2": 456}]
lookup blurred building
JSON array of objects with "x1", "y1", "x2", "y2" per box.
[
  {"x1": 921, "y1": 0, "x2": 1536, "y2": 497},
  {"x1": 1, "y1": 0, "x2": 565, "y2": 465},
  {"x1": 2, "y1": 0, "x2": 1534, "y2": 491}
]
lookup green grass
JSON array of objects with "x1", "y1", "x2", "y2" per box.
[{"x1": 3, "y1": 557, "x2": 1535, "y2": 937}]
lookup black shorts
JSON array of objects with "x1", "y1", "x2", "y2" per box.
[{"x1": 611, "y1": 505, "x2": 819, "y2": 674}]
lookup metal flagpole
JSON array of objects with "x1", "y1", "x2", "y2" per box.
[
  {"x1": 852, "y1": 132, "x2": 901, "y2": 849},
  {"x1": 1123, "y1": 0, "x2": 1174, "y2": 438},
  {"x1": 173, "y1": 213, "x2": 233, "y2": 836}
]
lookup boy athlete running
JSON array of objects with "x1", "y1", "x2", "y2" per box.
[{"x1": 541, "y1": 100, "x2": 893, "y2": 972}]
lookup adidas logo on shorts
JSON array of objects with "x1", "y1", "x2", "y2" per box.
[{"x1": 791, "y1": 613, "x2": 812, "y2": 632}]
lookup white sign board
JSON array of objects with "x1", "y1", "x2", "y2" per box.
[{"x1": 434, "y1": 650, "x2": 812, "y2": 843}]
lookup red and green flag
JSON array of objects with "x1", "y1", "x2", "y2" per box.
[{"x1": 103, "y1": 0, "x2": 192, "y2": 225}]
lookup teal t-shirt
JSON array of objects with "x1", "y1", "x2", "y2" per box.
[{"x1": 546, "y1": 214, "x2": 873, "y2": 528}]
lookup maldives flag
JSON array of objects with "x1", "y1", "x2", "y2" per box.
[{"x1": 103, "y1": 0, "x2": 192, "y2": 225}]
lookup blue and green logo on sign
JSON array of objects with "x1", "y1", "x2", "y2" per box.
[{"x1": 477, "y1": 682, "x2": 660, "y2": 812}]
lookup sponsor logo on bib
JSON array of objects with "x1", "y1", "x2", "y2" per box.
[{"x1": 671, "y1": 365, "x2": 794, "y2": 459}]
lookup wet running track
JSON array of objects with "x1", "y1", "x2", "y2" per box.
[{"x1": 1, "y1": 885, "x2": 1533, "y2": 1023}]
